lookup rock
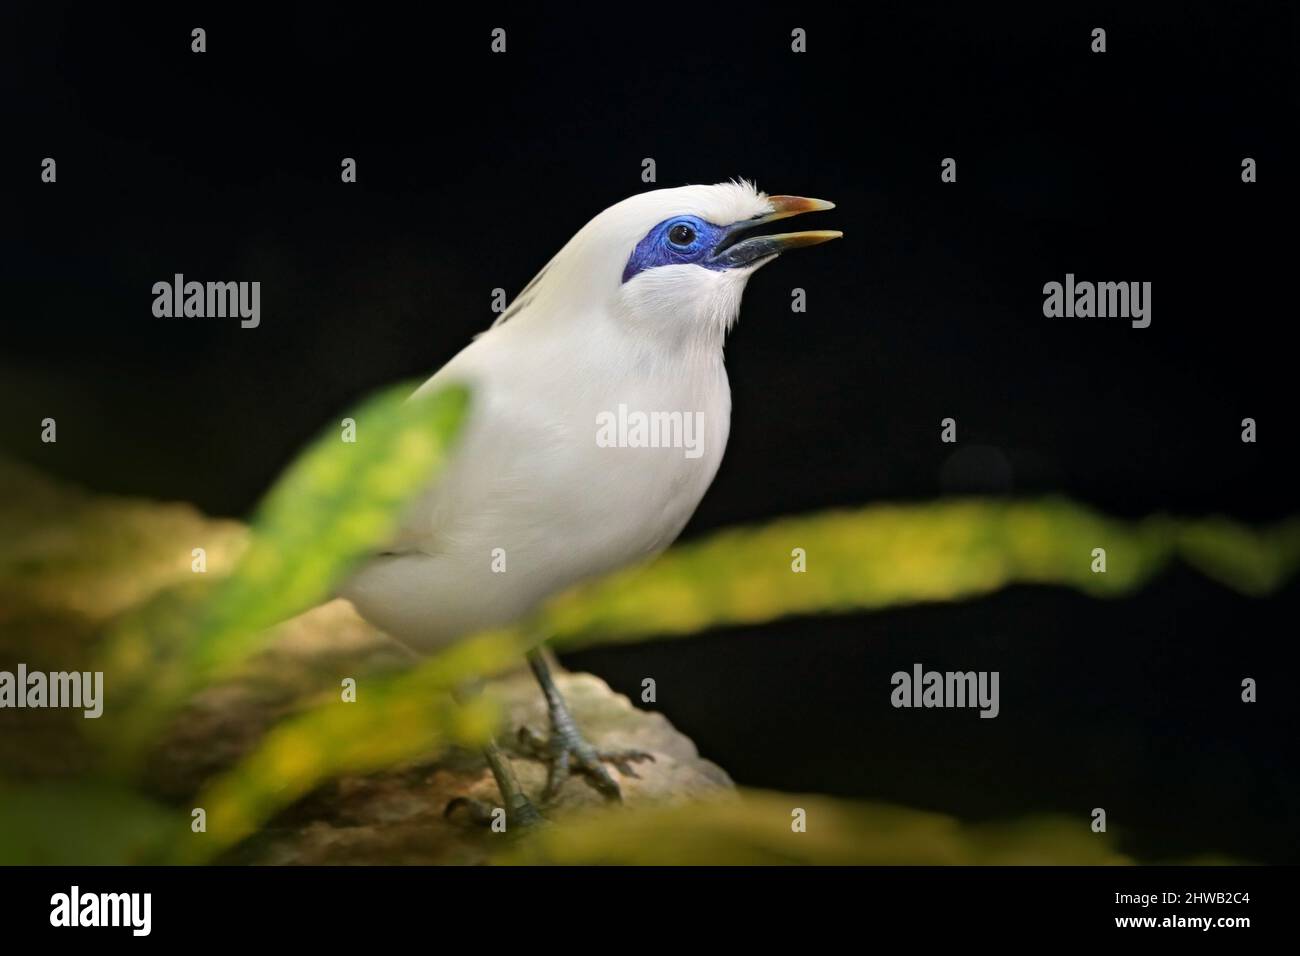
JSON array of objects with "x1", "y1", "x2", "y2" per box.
[{"x1": 224, "y1": 666, "x2": 735, "y2": 865}]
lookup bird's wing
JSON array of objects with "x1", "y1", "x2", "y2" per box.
[
  {"x1": 481, "y1": 254, "x2": 556, "y2": 332},
  {"x1": 359, "y1": 328, "x2": 539, "y2": 562}
]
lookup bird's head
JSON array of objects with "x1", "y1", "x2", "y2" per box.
[{"x1": 495, "y1": 181, "x2": 841, "y2": 353}]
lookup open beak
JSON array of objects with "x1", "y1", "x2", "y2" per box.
[{"x1": 708, "y1": 195, "x2": 842, "y2": 269}]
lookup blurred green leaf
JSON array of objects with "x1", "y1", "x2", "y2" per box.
[
  {"x1": 173, "y1": 630, "x2": 519, "y2": 863},
  {"x1": 1176, "y1": 515, "x2": 1300, "y2": 596},
  {"x1": 532, "y1": 499, "x2": 1300, "y2": 651},
  {"x1": 496, "y1": 789, "x2": 1137, "y2": 865},
  {"x1": 95, "y1": 381, "x2": 471, "y2": 759},
  {"x1": 189, "y1": 499, "x2": 1296, "y2": 863},
  {"x1": 185, "y1": 502, "x2": 1300, "y2": 868},
  {"x1": 6, "y1": 449, "x2": 1293, "y2": 866},
  {"x1": 0, "y1": 780, "x2": 179, "y2": 865}
]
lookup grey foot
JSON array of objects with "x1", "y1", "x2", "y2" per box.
[
  {"x1": 517, "y1": 724, "x2": 655, "y2": 802},
  {"x1": 444, "y1": 792, "x2": 546, "y2": 831},
  {"x1": 445, "y1": 738, "x2": 547, "y2": 831}
]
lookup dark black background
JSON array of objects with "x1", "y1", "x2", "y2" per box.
[{"x1": 2, "y1": 3, "x2": 1296, "y2": 862}]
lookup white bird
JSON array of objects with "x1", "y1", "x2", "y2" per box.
[{"x1": 340, "y1": 180, "x2": 840, "y2": 821}]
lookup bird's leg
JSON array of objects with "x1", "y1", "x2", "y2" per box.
[
  {"x1": 482, "y1": 737, "x2": 545, "y2": 827},
  {"x1": 445, "y1": 682, "x2": 543, "y2": 830},
  {"x1": 518, "y1": 646, "x2": 655, "y2": 802}
]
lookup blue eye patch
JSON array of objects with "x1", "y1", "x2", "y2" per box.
[{"x1": 621, "y1": 215, "x2": 731, "y2": 283}]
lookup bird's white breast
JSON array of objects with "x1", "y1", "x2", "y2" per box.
[{"x1": 340, "y1": 314, "x2": 731, "y2": 652}]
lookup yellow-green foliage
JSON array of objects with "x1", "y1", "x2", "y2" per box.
[
  {"x1": 174, "y1": 632, "x2": 512, "y2": 864},
  {"x1": 181, "y1": 498, "x2": 1298, "y2": 864},
  {"x1": 93, "y1": 382, "x2": 471, "y2": 758},
  {"x1": 497, "y1": 790, "x2": 1136, "y2": 866},
  {"x1": 536, "y1": 501, "x2": 1300, "y2": 650},
  {"x1": 1, "y1": 376, "x2": 1294, "y2": 865},
  {"x1": 0, "y1": 781, "x2": 177, "y2": 865}
]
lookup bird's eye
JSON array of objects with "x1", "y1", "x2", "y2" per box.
[{"x1": 667, "y1": 223, "x2": 696, "y2": 247}]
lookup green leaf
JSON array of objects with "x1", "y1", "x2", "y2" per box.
[
  {"x1": 0, "y1": 780, "x2": 180, "y2": 865},
  {"x1": 187, "y1": 499, "x2": 1298, "y2": 863},
  {"x1": 173, "y1": 630, "x2": 519, "y2": 864},
  {"x1": 495, "y1": 789, "x2": 1140, "y2": 865},
  {"x1": 96, "y1": 381, "x2": 471, "y2": 759},
  {"x1": 531, "y1": 498, "x2": 1300, "y2": 651}
]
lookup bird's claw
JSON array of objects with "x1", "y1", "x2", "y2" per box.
[
  {"x1": 444, "y1": 793, "x2": 547, "y2": 831},
  {"x1": 517, "y1": 725, "x2": 655, "y2": 802}
]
